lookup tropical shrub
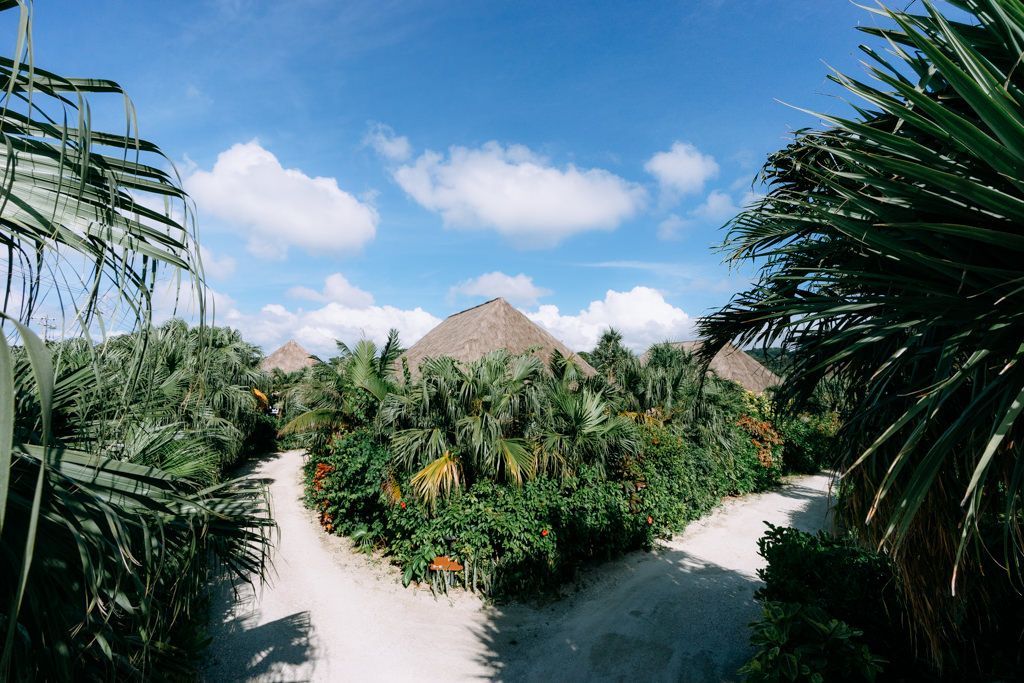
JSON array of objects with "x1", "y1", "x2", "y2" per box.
[
  {"x1": 379, "y1": 350, "x2": 546, "y2": 506},
  {"x1": 754, "y1": 525, "x2": 902, "y2": 653},
  {"x1": 304, "y1": 428, "x2": 392, "y2": 540},
  {"x1": 282, "y1": 331, "x2": 403, "y2": 456},
  {"x1": 622, "y1": 428, "x2": 726, "y2": 530},
  {"x1": 306, "y1": 422, "x2": 788, "y2": 599},
  {"x1": 740, "y1": 601, "x2": 887, "y2": 683},
  {"x1": 774, "y1": 413, "x2": 839, "y2": 475},
  {"x1": 379, "y1": 467, "x2": 653, "y2": 598},
  {"x1": 733, "y1": 414, "x2": 785, "y2": 489}
]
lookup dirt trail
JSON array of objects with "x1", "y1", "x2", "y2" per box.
[{"x1": 203, "y1": 450, "x2": 833, "y2": 682}]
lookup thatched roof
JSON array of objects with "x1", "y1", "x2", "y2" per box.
[
  {"x1": 398, "y1": 298, "x2": 597, "y2": 378},
  {"x1": 642, "y1": 340, "x2": 782, "y2": 394},
  {"x1": 260, "y1": 339, "x2": 317, "y2": 374}
]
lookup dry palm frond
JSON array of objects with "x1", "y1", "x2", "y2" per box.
[{"x1": 410, "y1": 451, "x2": 463, "y2": 509}]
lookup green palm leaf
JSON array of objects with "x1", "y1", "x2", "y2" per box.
[
  {"x1": 0, "y1": 2, "x2": 272, "y2": 678},
  {"x1": 698, "y1": 0, "x2": 1024, "y2": 665}
]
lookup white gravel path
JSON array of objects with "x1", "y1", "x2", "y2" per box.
[{"x1": 202, "y1": 450, "x2": 833, "y2": 683}]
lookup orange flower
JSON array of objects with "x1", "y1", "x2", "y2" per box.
[
  {"x1": 647, "y1": 516, "x2": 653, "y2": 525},
  {"x1": 541, "y1": 529, "x2": 549, "y2": 537},
  {"x1": 400, "y1": 501, "x2": 406, "y2": 509}
]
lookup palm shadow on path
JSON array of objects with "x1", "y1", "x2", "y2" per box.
[
  {"x1": 202, "y1": 450, "x2": 320, "y2": 682},
  {"x1": 202, "y1": 598, "x2": 317, "y2": 682}
]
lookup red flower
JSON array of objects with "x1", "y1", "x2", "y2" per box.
[
  {"x1": 400, "y1": 502, "x2": 406, "y2": 509},
  {"x1": 541, "y1": 529, "x2": 549, "y2": 536},
  {"x1": 653, "y1": 439, "x2": 658, "y2": 444},
  {"x1": 647, "y1": 516, "x2": 653, "y2": 525}
]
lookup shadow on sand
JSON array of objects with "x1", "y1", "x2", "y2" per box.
[
  {"x1": 201, "y1": 449, "x2": 319, "y2": 682},
  {"x1": 202, "y1": 573, "x2": 319, "y2": 682},
  {"x1": 473, "y1": 474, "x2": 834, "y2": 683}
]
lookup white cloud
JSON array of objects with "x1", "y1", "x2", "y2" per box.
[
  {"x1": 364, "y1": 122, "x2": 412, "y2": 162},
  {"x1": 393, "y1": 141, "x2": 646, "y2": 247},
  {"x1": 524, "y1": 286, "x2": 695, "y2": 353},
  {"x1": 448, "y1": 271, "x2": 551, "y2": 306},
  {"x1": 645, "y1": 142, "x2": 718, "y2": 199},
  {"x1": 691, "y1": 189, "x2": 739, "y2": 222},
  {"x1": 198, "y1": 245, "x2": 236, "y2": 279},
  {"x1": 186, "y1": 140, "x2": 378, "y2": 259},
  {"x1": 656, "y1": 190, "x2": 740, "y2": 241},
  {"x1": 657, "y1": 214, "x2": 689, "y2": 241},
  {"x1": 232, "y1": 301, "x2": 441, "y2": 358},
  {"x1": 286, "y1": 273, "x2": 374, "y2": 307},
  {"x1": 150, "y1": 273, "x2": 227, "y2": 326}
]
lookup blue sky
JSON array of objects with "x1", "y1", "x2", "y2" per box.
[{"x1": 21, "y1": 0, "x2": 881, "y2": 357}]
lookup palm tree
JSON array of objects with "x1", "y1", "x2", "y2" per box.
[
  {"x1": 534, "y1": 384, "x2": 638, "y2": 478},
  {"x1": 380, "y1": 348, "x2": 644, "y2": 506},
  {"x1": 378, "y1": 350, "x2": 543, "y2": 507},
  {"x1": 0, "y1": 2, "x2": 272, "y2": 678},
  {"x1": 614, "y1": 344, "x2": 693, "y2": 424},
  {"x1": 50, "y1": 320, "x2": 273, "y2": 476},
  {"x1": 698, "y1": 0, "x2": 1024, "y2": 667},
  {"x1": 581, "y1": 327, "x2": 635, "y2": 383},
  {"x1": 279, "y1": 329, "x2": 403, "y2": 451},
  {"x1": 607, "y1": 343, "x2": 745, "y2": 450}
]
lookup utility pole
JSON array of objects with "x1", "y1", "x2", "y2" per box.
[{"x1": 33, "y1": 314, "x2": 57, "y2": 343}]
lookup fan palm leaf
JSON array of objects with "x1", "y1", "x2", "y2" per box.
[
  {"x1": 0, "y1": 2, "x2": 272, "y2": 678},
  {"x1": 698, "y1": 0, "x2": 1024, "y2": 664}
]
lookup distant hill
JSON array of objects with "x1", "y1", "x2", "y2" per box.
[{"x1": 746, "y1": 347, "x2": 793, "y2": 377}]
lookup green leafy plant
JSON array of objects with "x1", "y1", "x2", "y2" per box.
[
  {"x1": 281, "y1": 330, "x2": 403, "y2": 453},
  {"x1": 697, "y1": 0, "x2": 1024, "y2": 665},
  {"x1": 306, "y1": 422, "x2": 788, "y2": 600},
  {"x1": 754, "y1": 525, "x2": 901, "y2": 652},
  {"x1": 740, "y1": 601, "x2": 887, "y2": 682},
  {"x1": 0, "y1": 3, "x2": 273, "y2": 679}
]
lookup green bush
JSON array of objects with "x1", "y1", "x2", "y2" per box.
[
  {"x1": 749, "y1": 524, "x2": 936, "y2": 682},
  {"x1": 748, "y1": 523, "x2": 1024, "y2": 681},
  {"x1": 382, "y1": 467, "x2": 652, "y2": 598},
  {"x1": 631, "y1": 430, "x2": 728, "y2": 526},
  {"x1": 305, "y1": 425, "x2": 788, "y2": 600},
  {"x1": 775, "y1": 413, "x2": 839, "y2": 475},
  {"x1": 740, "y1": 601, "x2": 887, "y2": 682},
  {"x1": 727, "y1": 415, "x2": 785, "y2": 493},
  {"x1": 754, "y1": 524, "x2": 902, "y2": 653},
  {"x1": 304, "y1": 428, "x2": 391, "y2": 540}
]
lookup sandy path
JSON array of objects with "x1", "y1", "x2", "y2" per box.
[{"x1": 202, "y1": 451, "x2": 833, "y2": 682}]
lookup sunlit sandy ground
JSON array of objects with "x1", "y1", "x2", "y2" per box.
[{"x1": 202, "y1": 450, "x2": 832, "y2": 683}]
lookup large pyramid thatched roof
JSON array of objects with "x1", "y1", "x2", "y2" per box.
[
  {"x1": 398, "y1": 298, "x2": 596, "y2": 378},
  {"x1": 260, "y1": 339, "x2": 317, "y2": 374},
  {"x1": 642, "y1": 340, "x2": 781, "y2": 394}
]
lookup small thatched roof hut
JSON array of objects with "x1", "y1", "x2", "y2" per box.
[
  {"x1": 642, "y1": 340, "x2": 781, "y2": 394},
  {"x1": 260, "y1": 339, "x2": 317, "y2": 374},
  {"x1": 398, "y1": 298, "x2": 596, "y2": 379}
]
